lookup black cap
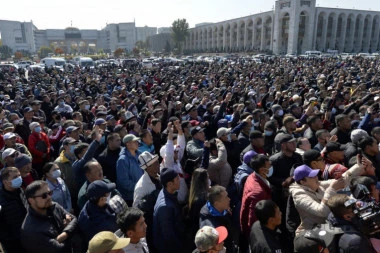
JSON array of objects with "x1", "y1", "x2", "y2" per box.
[
  {"x1": 86, "y1": 180, "x2": 116, "y2": 199},
  {"x1": 325, "y1": 142, "x2": 346, "y2": 153},
  {"x1": 191, "y1": 126, "x2": 204, "y2": 136},
  {"x1": 303, "y1": 150, "x2": 322, "y2": 166},
  {"x1": 274, "y1": 133, "x2": 296, "y2": 144}
]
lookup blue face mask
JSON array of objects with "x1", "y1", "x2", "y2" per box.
[
  {"x1": 70, "y1": 145, "x2": 76, "y2": 154},
  {"x1": 264, "y1": 130, "x2": 273, "y2": 136},
  {"x1": 34, "y1": 126, "x2": 41, "y2": 133},
  {"x1": 11, "y1": 176, "x2": 22, "y2": 189},
  {"x1": 266, "y1": 166, "x2": 274, "y2": 177},
  {"x1": 51, "y1": 170, "x2": 61, "y2": 179},
  {"x1": 59, "y1": 101, "x2": 65, "y2": 106}
]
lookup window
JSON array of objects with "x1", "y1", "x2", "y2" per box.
[
  {"x1": 301, "y1": 1, "x2": 311, "y2": 7},
  {"x1": 280, "y1": 2, "x2": 291, "y2": 9},
  {"x1": 15, "y1": 37, "x2": 23, "y2": 43}
]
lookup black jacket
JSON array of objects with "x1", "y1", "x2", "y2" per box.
[
  {"x1": 21, "y1": 203, "x2": 78, "y2": 253},
  {"x1": 97, "y1": 147, "x2": 121, "y2": 183},
  {"x1": 199, "y1": 204, "x2": 235, "y2": 253},
  {"x1": 250, "y1": 221, "x2": 289, "y2": 253},
  {"x1": 327, "y1": 213, "x2": 375, "y2": 253},
  {"x1": 0, "y1": 186, "x2": 28, "y2": 253}
]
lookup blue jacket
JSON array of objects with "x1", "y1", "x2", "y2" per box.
[
  {"x1": 78, "y1": 201, "x2": 118, "y2": 244},
  {"x1": 234, "y1": 163, "x2": 254, "y2": 196},
  {"x1": 153, "y1": 188, "x2": 184, "y2": 253},
  {"x1": 116, "y1": 147, "x2": 142, "y2": 201},
  {"x1": 72, "y1": 140, "x2": 100, "y2": 187},
  {"x1": 138, "y1": 141, "x2": 155, "y2": 154}
]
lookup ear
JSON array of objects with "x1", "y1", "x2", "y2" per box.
[{"x1": 126, "y1": 230, "x2": 134, "y2": 238}]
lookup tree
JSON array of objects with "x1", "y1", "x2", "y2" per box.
[
  {"x1": 55, "y1": 47, "x2": 64, "y2": 55},
  {"x1": 165, "y1": 40, "x2": 171, "y2": 53},
  {"x1": 135, "y1": 40, "x2": 147, "y2": 50},
  {"x1": 0, "y1": 45, "x2": 13, "y2": 60},
  {"x1": 171, "y1": 18, "x2": 189, "y2": 54},
  {"x1": 132, "y1": 47, "x2": 140, "y2": 57},
  {"x1": 114, "y1": 48, "x2": 125, "y2": 58},
  {"x1": 38, "y1": 46, "x2": 53, "y2": 58},
  {"x1": 14, "y1": 51, "x2": 23, "y2": 60}
]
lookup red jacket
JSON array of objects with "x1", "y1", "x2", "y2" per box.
[
  {"x1": 28, "y1": 132, "x2": 50, "y2": 164},
  {"x1": 240, "y1": 172, "x2": 271, "y2": 237}
]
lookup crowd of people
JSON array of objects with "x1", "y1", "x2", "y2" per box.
[{"x1": 0, "y1": 55, "x2": 380, "y2": 253}]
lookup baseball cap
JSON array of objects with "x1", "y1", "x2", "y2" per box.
[
  {"x1": 195, "y1": 226, "x2": 228, "y2": 252},
  {"x1": 185, "y1": 103, "x2": 196, "y2": 113},
  {"x1": 325, "y1": 142, "x2": 346, "y2": 154},
  {"x1": 243, "y1": 150, "x2": 258, "y2": 165},
  {"x1": 274, "y1": 133, "x2": 296, "y2": 144},
  {"x1": 350, "y1": 129, "x2": 369, "y2": 144},
  {"x1": 217, "y1": 119, "x2": 228, "y2": 128},
  {"x1": 190, "y1": 120, "x2": 200, "y2": 127},
  {"x1": 23, "y1": 107, "x2": 33, "y2": 113},
  {"x1": 14, "y1": 154, "x2": 32, "y2": 169},
  {"x1": 249, "y1": 130, "x2": 264, "y2": 140},
  {"x1": 2, "y1": 123, "x2": 14, "y2": 130},
  {"x1": 160, "y1": 167, "x2": 178, "y2": 187},
  {"x1": 66, "y1": 126, "x2": 79, "y2": 134},
  {"x1": 86, "y1": 180, "x2": 116, "y2": 199},
  {"x1": 216, "y1": 127, "x2": 231, "y2": 138},
  {"x1": 122, "y1": 134, "x2": 140, "y2": 144},
  {"x1": 293, "y1": 165, "x2": 320, "y2": 181},
  {"x1": 94, "y1": 118, "x2": 106, "y2": 126},
  {"x1": 2, "y1": 148, "x2": 17, "y2": 160},
  {"x1": 88, "y1": 231, "x2": 130, "y2": 253},
  {"x1": 138, "y1": 151, "x2": 159, "y2": 170},
  {"x1": 3, "y1": 132, "x2": 16, "y2": 140},
  {"x1": 106, "y1": 115, "x2": 115, "y2": 121},
  {"x1": 191, "y1": 126, "x2": 204, "y2": 136},
  {"x1": 62, "y1": 137, "x2": 79, "y2": 146}
]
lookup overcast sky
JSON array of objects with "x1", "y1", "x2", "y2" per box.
[{"x1": 1, "y1": 0, "x2": 380, "y2": 30}]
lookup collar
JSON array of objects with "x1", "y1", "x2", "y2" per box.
[{"x1": 206, "y1": 201, "x2": 227, "y2": 217}]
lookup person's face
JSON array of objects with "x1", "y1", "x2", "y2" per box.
[
  {"x1": 189, "y1": 108, "x2": 198, "y2": 118},
  {"x1": 128, "y1": 216, "x2": 147, "y2": 241},
  {"x1": 28, "y1": 185, "x2": 53, "y2": 211},
  {"x1": 152, "y1": 122, "x2": 162, "y2": 133},
  {"x1": 195, "y1": 131, "x2": 205, "y2": 142},
  {"x1": 312, "y1": 118, "x2": 323, "y2": 130},
  {"x1": 299, "y1": 139, "x2": 311, "y2": 151},
  {"x1": 339, "y1": 117, "x2": 351, "y2": 131},
  {"x1": 87, "y1": 163, "x2": 104, "y2": 182},
  {"x1": 143, "y1": 132, "x2": 153, "y2": 146},
  {"x1": 3, "y1": 170, "x2": 20, "y2": 189},
  {"x1": 146, "y1": 160, "x2": 160, "y2": 178},
  {"x1": 70, "y1": 129, "x2": 80, "y2": 140},
  {"x1": 219, "y1": 132, "x2": 229, "y2": 142},
  {"x1": 215, "y1": 190, "x2": 230, "y2": 211},
  {"x1": 287, "y1": 121, "x2": 297, "y2": 132},
  {"x1": 5, "y1": 136, "x2": 16, "y2": 147},
  {"x1": 259, "y1": 160, "x2": 272, "y2": 177},
  {"x1": 20, "y1": 163, "x2": 32, "y2": 177},
  {"x1": 284, "y1": 140, "x2": 296, "y2": 153},
  {"x1": 268, "y1": 206, "x2": 282, "y2": 227},
  {"x1": 109, "y1": 136, "x2": 122, "y2": 150},
  {"x1": 311, "y1": 156, "x2": 325, "y2": 171},
  {"x1": 252, "y1": 137, "x2": 264, "y2": 148},
  {"x1": 127, "y1": 140, "x2": 139, "y2": 151},
  {"x1": 318, "y1": 133, "x2": 331, "y2": 146},
  {"x1": 330, "y1": 150, "x2": 344, "y2": 162},
  {"x1": 301, "y1": 175, "x2": 320, "y2": 191},
  {"x1": 367, "y1": 139, "x2": 379, "y2": 155}
]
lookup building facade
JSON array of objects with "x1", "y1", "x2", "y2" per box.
[
  {"x1": 185, "y1": 0, "x2": 380, "y2": 54},
  {"x1": 0, "y1": 20, "x2": 157, "y2": 54}
]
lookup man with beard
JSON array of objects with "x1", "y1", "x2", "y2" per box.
[{"x1": 21, "y1": 180, "x2": 78, "y2": 253}]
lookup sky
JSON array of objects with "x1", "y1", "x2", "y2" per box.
[{"x1": 1, "y1": 0, "x2": 380, "y2": 30}]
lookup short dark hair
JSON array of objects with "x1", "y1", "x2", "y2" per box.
[
  {"x1": 316, "y1": 129, "x2": 328, "y2": 138},
  {"x1": 255, "y1": 200, "x2": 278, "y2": 225},
  {"x1": 107, "y1": 132, "x2": 120, "y2": 143},
  {"x1": 358, "y1": 136, "x2": 375, "y2": 151},
  {"x1": 117, "y1": 207, "x2": 144, "y2": 234},
  {"x1": 84, "y1": 160, "x2": 99, "y2": 174},
  {"x1": 207, "y1": 185, "x2": 226, "y2": 206},
  {"x1": 350, "y1": 176, "x2": 376, "y2": 194},
  {"x1": 1, "y1": 167, "x2": 18, "y2": 182},
  {"x1": 25, "y1": 180, "x2": 48, "y2": 199},
  {"x1": 335, "y1": 114, "x2": 348, "y2": 126},
  {"x1": 42, "y1": 162, "x2": 56, "y2": 177},
  {"x1": 327, "y1": 194, "x2": 351, "y2": 219},
  {"x1": 139, "y1": 129, "x2": 151, "y2": 139},
  {"x1": 249, "y1": 154, "x2": 269, "y2": 173},
  {"x1": 307, "y1": 115, "x2": 321, "y2": 126},
  {"x1": 74, "y1": 143, "x2": 89, "y2": 158},
  {"x1": 151, "y1": 118, "x2": 161, "y2": 126},
  {"x1": 371, "y1": 127, "x2": 380, "y2": 136}
]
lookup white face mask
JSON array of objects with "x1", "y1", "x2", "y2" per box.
[
  {"x1": 218, "y1": 247, "x2": 226, "y2": 253},
  {"x1": 339, "y1": 105, "x2": 345, "y2": 110},
  {"x1": 208, "y1": 179, "x2": 212, "y2": 188},
  {"x1": 266, "y1": 166, "x2": 273, "y2": 177},
  {"x1": 227, "y1": 134, "x2": 231, "y2": 142}
]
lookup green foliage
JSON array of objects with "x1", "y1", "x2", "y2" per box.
[
  {"x1": 171, "y1": 19, "x2": 189, "y2": 54},
  {"x1": 114, "y1": 48, "x2": 125, "y2": 58},
  {"x1": 0, "y1": 45, "x2": 13, "y2": 60},
  {"x1": 165, "y1": 40, "x2": 171, "y2": 53},
  {"x1": 38, "y1": 46, "x2": 53, "y2": 58}
]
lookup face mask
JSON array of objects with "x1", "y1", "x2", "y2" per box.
[
  {"x1": 59, "y1": 101, "x2": 65, "y2": 106},
  {"x1": 250, "y1": 126, "x2": 255, "y2": 133},
  {"x1": 332, "y1": 108, "x2": 337, "y2": 114},
  {"x1": 218, "y1": 247, "x2": 226, "y2": 253},
  {"x1": 70, "y1": 145, "x2": 76, "y2": 154},
  {"x1": 11, "y1": 176, "x2": 22, "y2": 189},
  {"x1": 34, "y1": 126, "x2": 41, "y2": 133},
  {"x1": 84, "y1": 105, "x2": 90, "y2": 110},
  {"x1": 208, "y1": 179, "x2": 212, "y2": 188},
  {"x1": 339, "y1": 105, "x2": 345, "y2": 110},
  {"x1": 51, "y1": 170, "x2": 61, "y2": 179},
  {"x1": 374, "y1": 118, "x2": 380, "y2": 123},
  {"x1": 277, "y1": 110, "x2": 284, "y2": 116},
  {"x1": 181, "y1": 116, "x2": 187, "y2": 121},
  {"x1": 227, "y1": 134, "x2": 231, "y2": 142},
  {"x1": 264, "y1": 130, "x2": 273, "y2": 136},
  {"x1": 13, "y1": 119, "x2": 20, "y2": 125},
  {"x1": 252, "y1": 120, "x2": 259, "y2": 127},
  {"x1": 266, "y1": 166, "x2": 274, "y2": 177}
]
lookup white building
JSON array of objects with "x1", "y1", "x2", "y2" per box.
[
  {"x1": 185, "y1": 0, "x2": 380, "y2": 54},
  {"x1": 0, "y1": 20, "x2": 157, "y2": 53}
]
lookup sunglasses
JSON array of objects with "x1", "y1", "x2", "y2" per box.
[{"x1": 33, "y1": 190, "x2": 53, "y2": 199}]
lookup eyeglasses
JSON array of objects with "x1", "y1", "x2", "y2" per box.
[{"x1": 33, "y1": 190, "x2": 53, "y2": 199}]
